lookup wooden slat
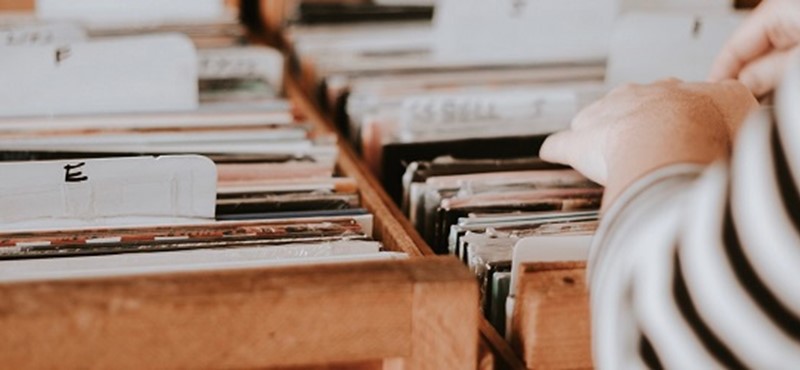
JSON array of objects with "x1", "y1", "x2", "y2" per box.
[
  {"x1": 478, "y1": 339, "x2": 495, "y2": 370},
  {"x1": 0, "y1": 257, "x2": 477, "y2": 369},
  {"x1": 480, "y1": 317, "x2": 527, "y2": 370},
  {"x1": 510, "y1": 262, "x2": 591, "y2": 370}
]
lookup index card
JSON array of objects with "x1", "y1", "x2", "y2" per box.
[
  {"x1": 434, "y1": 0, "x2": 617, "y2": 64},
  {"x1": 0, "y1": 155, "x2": 217, "y2": 230},
  {"x1": 0, "y1": 33, "x2": 198, "y2": 117},
  {"x1": 36, "y1": 0, "x2": 225, "y2": 26},
  {"x1": 606, "y1": 12, "x2": 743, "y2": 86},
  {"x1": 510, "y1": 235, "x2": 592, "y2": 293}
]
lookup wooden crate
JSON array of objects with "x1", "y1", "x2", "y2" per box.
[{"x1": 0, "y1": 257, "x2": 479, "y2": 369}]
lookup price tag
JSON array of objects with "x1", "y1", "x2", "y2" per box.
[
  {"x1": 0, "y1": 23, "x2": 86, "y2": 47},
  {"x1": 606, "y1": 12, "x2": 743, "y2": 86},
  {"x1": 0, "y1": 155, "x2": 216, "y2": 229},
  {"x1": 198, "y1": 47, "x2": 284, "y2": 89},
  {"x1": 0, "y1": 33, "x2": 198, "y2": 117},
  {"x1": 433, "y1": 0, "x2": 617, "y2": 64},
  {"x1": 36, "y1": 0, "x2": 225, "y2": 26}
]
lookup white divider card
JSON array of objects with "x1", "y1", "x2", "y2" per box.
[
  {"x1": 198, "y1": 47, "x2": 285, "y2": 90},
  {"x1": 0, "y1": 156, "x2": 217, "y2": 230},
  {"x1": 621, "y1": 0, "x2": 733, "y2": 12},
  {"x1": 36, "y1": 0, "x2": 225, "y2": 26},
  {"x1": 606, "y1": 12, "x2": 743, "y2": 86},
  {"x1": 0, "y1": 34, "x2": 198, "y2": 117},
  {"x1": 509, "y1": 235, "x2": 593, "y2": 293},
  {"x1": 0, "y1": 23, "x2": 87, "y2": 47},
  {"x1": 503, "y1": 234, "x2": 592, "y2": 339},
  {"x1": 433, "y1": 0, "x2": 618, "y2": 64}
]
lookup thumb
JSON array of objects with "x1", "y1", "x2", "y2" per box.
[{"x1": 539, "y1": 130, "x2": 575, "y2": 165}]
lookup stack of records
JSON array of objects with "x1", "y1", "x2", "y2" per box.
[
  {"x1": 275, "y1": 0, "x2": 610, "y2": 336},
  {"x1": 0, "y1": 0, "x2": 406, "y2": 283},
  {"x1": 271, "y1": 0, "x2": 764, "y2": 338}
]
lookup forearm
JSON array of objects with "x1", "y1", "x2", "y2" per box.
[
  {"x1": 589, "y1": 164, "x2": 704, "y2": 369},
  {"x1": 589, "y1": 109, "x2": 800, "y2": 369}
]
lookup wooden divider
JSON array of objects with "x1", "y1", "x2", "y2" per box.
[
  {"x1": 0, "y1": 257, "x2": 478, "y2": 370},
  {"x1": 510, "y1": 262, "x2": 592, "y2": 370}
]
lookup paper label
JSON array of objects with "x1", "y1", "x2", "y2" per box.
[
  {"x1": 0, "y1": 33, "x2": 198, "y2": 117},
  {"x1": 606, "y1": 12, "x2": 743, "y2": 86},
  {"x1": 399, "y1": 90, "x2": 577, "y2": 139},
  {"x1": 36, "y1": 0, "x2": 225, "y2": 25},
  {"x1": 0, "y1": 23, "x2": 87, "y2": 47},
  {"x1": 198, "y1": 47, "x2": 284, "y2": 89},
  {"x1": 433, "y1": 0, "x2": 617, "y2": 64},
  {"x1": 0, "y1": 155, "x2": 216, "y2": 227}
]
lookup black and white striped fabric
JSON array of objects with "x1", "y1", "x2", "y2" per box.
[{"x1": 589, "y1": 61, "x2": 800, "y2": 369}]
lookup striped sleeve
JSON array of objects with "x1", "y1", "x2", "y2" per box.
[{"x1": 588, "y1": 101, "x2": 800, "y2": 367}]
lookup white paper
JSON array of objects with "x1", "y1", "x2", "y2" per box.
[
  {"x1": 36, "y1": 0, "x2": 225, "y2": 26},
  {"x1": 509, "y1": 235, "x2": 593, "y2": 293},
  {"x1": 504, "y1": 295, "x2": 516, "y2": 341},
  {"x1": 399, "y1": 89, "x2": 577, "y2": 131},
  {"x1": 397, "y1": 89, "x2": 579, "y2": 142},
  {"x1": 606, "y1": 12, "x2": 743, "y2": 86},
  {"x1": 0, "y1": 155, "x2": 216, "y2": 228},
  {"x1": 198, "y1": 47, "x2": 285, "y2": 90},
  {"x1": 0, "y1": 33, "x2": 198, "y2": 117},
  {"x1": 433, "y1": 0, "x2": 617, "y2": 64},
  {"x1": 0, "y1": 23, "x2": 87, "y2": 47}
]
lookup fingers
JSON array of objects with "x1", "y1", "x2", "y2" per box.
[
  {"x1": 709, "y1": 0, "x2": 778, "y2": 80},
  {"x1": 738, "y1": 47, "x2": 793, "y2": 96},
  {"x1": 709, "y1": 0, "x2": 800, "y2": 81},
  {"x1": 539, "y1": 130, "x2": 574, "y2": 165}
]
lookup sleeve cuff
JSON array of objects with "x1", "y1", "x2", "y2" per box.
[{"x1": 587, "y1": 164, "x2": 706, "y2": 284}]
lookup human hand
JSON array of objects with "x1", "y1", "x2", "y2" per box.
[
  {"x1": 540, "y1": 79, "x2": 758, "y2": 207},
  {"x1": 709, "y1": 0, "x2": 800, "y2": 97}
]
